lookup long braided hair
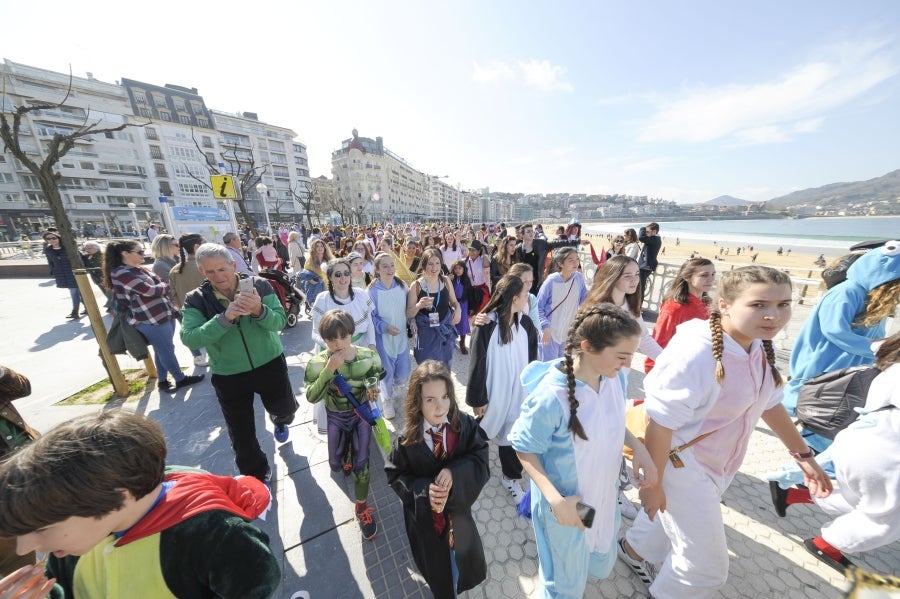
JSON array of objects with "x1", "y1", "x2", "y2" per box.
[
  {"x1": 562, "y1": 303, "x2": 642, "y2": 440},
  {"x1": 174, "y1": 233, "x2": 204, "y2": 275},
  {"x1": 709, "y1": 266, "x2": 790, "y2": 386}
]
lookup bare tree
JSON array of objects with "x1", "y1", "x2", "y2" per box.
[
  {"x1": 288, "y1": 180, "x2": 318, "y2": 228},
  {"x1": 0, "y1": 71, "x2": 145, "y2": 396},
  {"x1": 189, "y1": 128, "x2": 271, "y2": 230}
]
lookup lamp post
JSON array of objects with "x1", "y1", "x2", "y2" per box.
[
  {"x1": 255, "y1": 182, "x2": 271, "y2": 236},
  {"x1": 127, "y1": 202, "x2": 139, "y2": 239}
]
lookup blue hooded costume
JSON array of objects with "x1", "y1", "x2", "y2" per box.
[{"x1": 784, "y1": 240, "x2": 900, "y2": 416}]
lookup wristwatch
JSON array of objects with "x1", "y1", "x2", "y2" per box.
[{"x1": 788, "y1": 449, "x2": 815, "y2": 460}]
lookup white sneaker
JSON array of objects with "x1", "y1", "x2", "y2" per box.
[
  {"x1": 193, "y1": 354, "x2": 208, "y2": 367},
  {"x1": 618, "y1": 490, "x2": 639, "y2": 519},
  {"x1": 618, "y1": 538, "x2": 657, "y2": 587},
  {"x1": 501, "y1": 476, "x2": 525, "y2": 503},
  {"x1": 381, "y1": 400, "x2": 396, "y2": 419}
]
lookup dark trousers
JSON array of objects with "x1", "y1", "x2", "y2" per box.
[
  {"x1": 639, "y1": 268, "x2": 654, "y2": 305},
  {"x1": 210, "y1": 354, "x2": 298, "y2": 481},
  {"x1": 499, "y1": 444, "x2": 523, "y2": 480}
]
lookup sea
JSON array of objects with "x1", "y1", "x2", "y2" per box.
[{"x1": 584, "y1": 215, "x2": 900, "y2": 256}]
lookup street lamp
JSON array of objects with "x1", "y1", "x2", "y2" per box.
[
  {"x1": 127, "y1": 202, "x2": 139, "y2": 239},
  {"x1": 255, "y1": 182, "x2": 271, "y2": 236}
]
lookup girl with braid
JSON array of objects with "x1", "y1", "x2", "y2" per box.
[
  {"x1": 509, "y1": 304, "x2": 656, "y2": 598},
  {"x1": 618, "y1": 266, "x2": 832, "y2": 599}
]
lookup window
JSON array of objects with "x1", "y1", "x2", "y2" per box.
[
  {"x1": 145, "y1": 127, "x2": 159, "y2": 140},
  {"x1": 170, "y1": 147, "x2": 196, "y2": 159},
  {"x1": 205, "y1": 152, "x2": 215, "y2": 164},
  {"x1": 152, "y1": 94, "x2": 166, "y2": 107},
  {"x1": 190, "y1": 101, "x2": 202, "y2": 113},
  {"x1": 36, "y1": 124, "x2": 74, "y2": 136},
  {"x1": 133, "y1": 91, "x2": 146, "y2": 103},
  {"x1": 159, "y1": 182, "x2": 173, "y2": 196},
  {"x1": 296, "y1": 168, "x2": 309, "y2": 177},
  {"x1": 174, "y1": 100, "x2": 186, "y2": 111},
  {"x1": 180, "y1": 115, "x2": 191, "y2": 125},
  {"x1": 21, "y1": 175, "x2": 40, "y2": 189},
  {"x1": 73, "y1": 195, "x2": 93, "y2": 204},
  {"x1": 273, "y1": 167, "x2": 290, "y2": 178},
  {"x1": 269, "y1": 140, "x2": 285, "y2": 151},
  {"x1": 154, "y1": 163, "x2": 168, "y2": 177},
  {"x1": 292, "y1": 143, "x2": 305, "y2": 153},
  {"x1": 178, "y1": 183, "x2": 209, "y2": 197},
  {"x1": 140, "y1": 108, "x2": 151, "y2": 118},
  {"x1": 202, "y1": 136, "x2": 213, "y2": 148},
  {"x1": 223, "y1": 133, "x2": 250, "y2": 147},
  {"x1": 197, "y1": 118, "x2": 208, "y2": 128},
  {"x1": 108, "y1": 181, "x2": 145, "y2": 190},
  {"x1": 2, "y1": 193, "x2": 21, "y2": 203},
  {"x1": 80, "y1": 161, "x2": 94, "y2": 170},
  {"x1": 159, "y1": 111, "x2": 171, "y2": 122},
  {"x1": 0, "y1": 172, "x2": 14, "y2": 183},
  {"x1": 271, "y1": 153, "x2": 287, "y2": 165},
  {"x1": 294, "y1": 156, "x2": 307, "y2": 165},
  {"x1": 149, "y1": 146, "x2": 163, "y2": 160}
]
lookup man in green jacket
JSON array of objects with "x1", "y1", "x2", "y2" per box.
[{"x1": 181, "y1": 243, "x2": 298, "y2": 482}]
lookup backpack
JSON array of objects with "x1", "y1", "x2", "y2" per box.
[
  {"x1": 795, "y1": 365, "x2": 880, "y2": 439},
  {"x1": 821, "y1": 239, "x2": 891, "y2": 289}
]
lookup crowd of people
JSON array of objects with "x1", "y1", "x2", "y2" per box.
[{"x1": 3, "y1": 222, "x2": 899, "y2": 598}]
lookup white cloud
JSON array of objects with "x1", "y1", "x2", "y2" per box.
[
  {"x1": 638, "y1": 41, "x2": 898, "y2": 145},
  {"x1": 517, "y1": 59, "x2": 573, "y2": 92},
  {"x1": 472, "y1": 59, "x2": 573, "y2": 92},
  {"x1": 472, "y1": 60, "x2": 516, "y2": 83}
]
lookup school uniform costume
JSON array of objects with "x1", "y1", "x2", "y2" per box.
[
  {"x1": 624, "y1": 319, "x2": 782, "y2": 599},
  {"x1": 509, "y1": 360, "x2": 625, "y2": 599},
  {"x1": 536, "y1": 272, "x2": 587, "y2": 362},
  {"x1": 466, "y1": 314, "x2": 538, "y2": 479},
  {"x1": 413, "y1": 280, "x2": 457, "y2": 369},
  {"x1": 45, "y1": 469, "x2": 278, "y2": 599},
  {"x1": 385, "y1": 414, "x2": 490, "y2": 598}
]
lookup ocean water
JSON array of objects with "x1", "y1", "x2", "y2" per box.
[{"x1": 584, "y1": 216, "x2": 900, "y2": 255}]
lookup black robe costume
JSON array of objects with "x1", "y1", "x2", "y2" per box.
[{"x1": 385, "y1": 413, "x2": 490, "y2": 598}]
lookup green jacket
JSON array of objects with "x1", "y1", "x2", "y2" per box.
[
  {"x1": 181, "y1": 277, "x2": 286, "y2": 376},
  {"x1": 304, "y1": 347, "x2": 382, "y2": 412}
]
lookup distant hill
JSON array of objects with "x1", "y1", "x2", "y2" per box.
[
  {"x1": 703, "y1": 195, "x2": 753, "y2": 207},
  {"x1": 766, "y1": 169, "x2": 900, "y2": 210}
]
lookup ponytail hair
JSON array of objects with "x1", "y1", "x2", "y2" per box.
[
  {"x1": 711, "y1": 266, "x2": 790, "y2": 386},
  {"x1": 174, "y1": 233, "x2": 204, "y2": 274},
  {"x1": 102, "y1": 240, "x2": 141, "y2": 290},
  {"x1": 563, "y1": 303, "x2": 642, "y2": 440}
]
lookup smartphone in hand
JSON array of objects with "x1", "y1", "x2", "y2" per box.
[
  {"x1": 576, "y1": 501, "x2": 596, "y2": 528},
  {"x1": 238, "y1": 277, "x2": 254, "y2": 294}
]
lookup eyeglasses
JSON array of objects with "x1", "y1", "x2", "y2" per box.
[
  {"x1": 332, "y1": 271, "x2": 351, "y2": 279},
  {"x1": 44, "y1": 236, "x2": 59, "y2": 241},
  {"x1": 615, "y1": 240, "x2": 624, "y2": 244},
  {"x1": 128, "y1": 249, "x2": 145, "y2": 255}
]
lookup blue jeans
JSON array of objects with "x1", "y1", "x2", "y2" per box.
[
  {"x1": 68, "y1": 287, "x2": 83, "y2": 313},
  {"x1": 135, "y1": 320, "x2": 185, "y2": 383}
]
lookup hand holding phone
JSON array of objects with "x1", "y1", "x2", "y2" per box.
[
  {"x1": 575, "y1": 501, "x2": 595, "y2": 528},
  {"x1": 238, "y1": 277, "x2": 254, "y2": 294}
]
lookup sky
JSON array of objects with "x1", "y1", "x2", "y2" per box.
[{"x1": 2, "y1": 0, "x2": 899, "y2": 204}]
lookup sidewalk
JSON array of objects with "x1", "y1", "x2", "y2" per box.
[{"x1": 3, "y1": 278, "x2": 898, "y2": 598}]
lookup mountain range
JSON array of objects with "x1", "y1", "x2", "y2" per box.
[{"x1": 764, "y1": 169, "x2": 900, "y2": 210}]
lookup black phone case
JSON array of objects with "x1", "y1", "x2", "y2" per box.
[{"x1": 576, "y1": 501, "x2": 596, "y2": 528}]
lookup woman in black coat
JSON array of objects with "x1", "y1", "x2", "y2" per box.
[
  {"x1": 42, "y1": 231, "x2": 84, "y2": 319},
  {"x1": 385, "y1": 361, "x2": 490, "y2": 598}
]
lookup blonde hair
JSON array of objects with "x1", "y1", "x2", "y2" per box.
[{"x1": 854, "y1": 279, "x2": 900, "y2": 328}]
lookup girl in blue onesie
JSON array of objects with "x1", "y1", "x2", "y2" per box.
[{"x1": 509, "y1": 303, "x2": 657, "y2": 598}]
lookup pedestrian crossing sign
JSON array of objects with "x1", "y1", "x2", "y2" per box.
[{"x1": 210, "y1": 175, "x2": 237, "y2": 199}]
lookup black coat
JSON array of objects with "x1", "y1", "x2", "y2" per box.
[
  {"x1": 514, "y1": 238, "x2": 578, "y2": 294},
  {"x1": 385, "y1": 414, "x2": 490, "y2": 598},
  {"x1": 44, "y1": 245, "x2": 78, "y2": 289}
]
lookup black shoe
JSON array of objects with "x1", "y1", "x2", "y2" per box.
[
  {"x1": 356, "y1": 505, "x2": 377, "y2": 540},
  {"x1": 175, "y1": 374, "x2": 205, "y2": 389},
  {"x1": 803, "y1": 538, "x2": 853, "y2": 574},
  {"x1": 80, "y1": 310, "x2": 88, "y2": 316},
  {"x1": 158, "y1": 380, "x2": 174, "y2": 393},
  {"x1": 66, "y1": 311, "x2": 79, "y2": 319},
  {"x1": 769, "y1": 481, "x2": 789, "y2": 518}
]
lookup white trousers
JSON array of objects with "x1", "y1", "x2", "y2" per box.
[{"x1": 626, "y1": 454, "x2": 731, "y2": 599}]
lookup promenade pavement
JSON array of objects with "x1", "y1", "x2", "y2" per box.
[{"x1": 2, "y1": 277, "x2": 898, "y2": 598}]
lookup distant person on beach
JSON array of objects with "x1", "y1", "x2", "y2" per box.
[{"x1": 637, "y1": 223, "x2": 662, "y2": 304}]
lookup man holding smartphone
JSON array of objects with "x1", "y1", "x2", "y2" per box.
[{"x1": 181, "y1": 243, "x2": 298, "y2": 483}]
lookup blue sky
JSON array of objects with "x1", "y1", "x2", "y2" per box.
[{"x1": 2, "y1": 0, "x2": 899, "y2": 203}]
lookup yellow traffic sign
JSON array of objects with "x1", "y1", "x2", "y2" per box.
[{"x1": 210, "y1": 175, "x2": 236, "y2": 199}]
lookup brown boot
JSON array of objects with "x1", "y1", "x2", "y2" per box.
[{"x1": 459, "y1": 335, "x2": 468, "y2": 354}]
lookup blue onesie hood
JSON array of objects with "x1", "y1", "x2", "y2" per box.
[
  {"x1": 521, "y1": 359, "x2": 566, "y2": 395},
  {"x1": 845, "y1": 240, "x2": 900, "y2": 290}
]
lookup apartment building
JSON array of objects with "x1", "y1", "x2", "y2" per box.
[{"x1": 0, "y1": 59, "x2": 312, "y2": 241}]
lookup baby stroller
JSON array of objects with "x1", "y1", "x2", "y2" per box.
[
  {"x1": 257, "y1": 268, "x2": 306, "y2": 328},
  {"x1": 295, "y1": 269, "x2": 325, "y2": 315}
]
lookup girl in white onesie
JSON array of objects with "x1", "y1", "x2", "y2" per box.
[
  {"x1": 619, "y1": 266, "x2": 832, "y2": 599},
  {"x1": 536, "y1": 247, "x2": 588, "y2": 362}
]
